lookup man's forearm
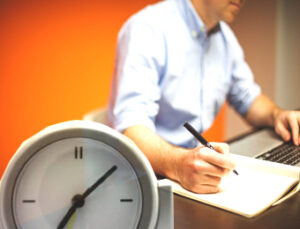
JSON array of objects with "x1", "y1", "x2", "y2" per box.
[
  {"x1": 245, "y1": 94, "x2": 281, "y2": 128},
  {"x1": 123, "y1": 125, "x2": 188, "y2": 180}
]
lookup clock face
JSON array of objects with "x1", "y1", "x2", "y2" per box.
[{"x1": 12, "y1": 137, "x2": 143, "y2": 229}]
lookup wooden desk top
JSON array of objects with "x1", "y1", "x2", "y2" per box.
[{"x1": 174, "y1": 191, "x2": 300, "y2": 229}]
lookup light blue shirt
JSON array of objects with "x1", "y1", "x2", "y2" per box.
[{"x1": 108, "y1": 0, "x2": 261, "y2": 148}]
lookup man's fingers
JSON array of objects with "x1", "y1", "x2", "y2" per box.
[
  {"x1": 274, "y1": 110, "x2": 300, "y2": 145},
  {"x1": 185, "y1": 174, "x2": 225, "y2": 194},
  {"x1": 201, "y1": 174, "x2": 222, "y2": 186},
  {"x1": 198, "y1": 185, "x2": 220, "y2": 194},
  {"x1": 297, "y1": 115, "x2": 300, "y2": 145},
  {"x1": 188, "y1": 184, "x2": 220, "y2": 194},
  {"x1": 287, "y1": 113, "x2": 299, "y2": 145},
  {"x1": 198, "y1": 148, "x2": 235, "y2": 171},
  {"x1": 210, "y1": 142, "x2": 230, "y2": 155},
  {"x1": 275, "y1": 121, "x2": 291, "y2": 142},
  {"x1": 194, "y1": 156, "x2": 232, "y2": 178}
]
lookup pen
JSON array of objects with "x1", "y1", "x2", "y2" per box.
[{"x1": 183, "y1": 122, "x2": 239, "y2": 175}]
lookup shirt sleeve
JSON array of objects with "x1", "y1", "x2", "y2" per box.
[
  {"x1": 226, "y1": 32, "x2": 261, "y2": 117},
  {"x1": 107, "y1": 13, "x2": 165, "y2": 132}
]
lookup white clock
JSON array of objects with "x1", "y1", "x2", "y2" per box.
[{"x1": 0, "y1": 121, "x2": 173, "y2": 229}]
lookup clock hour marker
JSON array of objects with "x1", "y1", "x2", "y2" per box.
[
  {"x1": 120, "y1": 199, "x2": 133, "y2": 202},
  {"x1": 74, "y1": 146, "x2": 83, "y2": 159},
  {"x1": 22, "y1": 200, "x2": 36, "y2": 203}
]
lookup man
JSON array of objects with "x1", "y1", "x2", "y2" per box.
[{"x1": 107, "y1": 0, "x2": 300, "y2": 194}]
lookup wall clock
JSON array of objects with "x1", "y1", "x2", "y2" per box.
[{"x1": 0, "y1": 121, "x2": 173, "y2": 229}]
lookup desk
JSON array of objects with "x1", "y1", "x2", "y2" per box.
[
  {"x1": 174, "y1": 192, "x2": 300, "y2": 229},
  {"x1": 173, "y1": 129, "x2": 300, "y2": 229}
]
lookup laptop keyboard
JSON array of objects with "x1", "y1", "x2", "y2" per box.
[{"x1": 256, "y1": 142, "x2": 300, "y2": 165}]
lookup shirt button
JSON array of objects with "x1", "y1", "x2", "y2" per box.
[{"x1": 192, "y1": 30, "x2": 197, "y2": 38}]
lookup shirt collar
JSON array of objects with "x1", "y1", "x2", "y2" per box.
[{"x1": 180, "y1": 0, "x2": 221, "y2": 38}]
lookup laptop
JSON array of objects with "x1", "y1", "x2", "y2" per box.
[{"x1": 229, "y1": 128, "x2": 300, "y2": 167}]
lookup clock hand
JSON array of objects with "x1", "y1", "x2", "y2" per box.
[
  {"x1": 82, "y1": 165, "x2": 117, "y2": 199},
  {"x1": 57, "y1": 165, "x2": 118, "y2": 229},
  {"x1": 66, "y1": 212, "x2": 77, "y2": 229},
  {"x1": 57, "y1": 204, "x2": 77, "y2": 229}
]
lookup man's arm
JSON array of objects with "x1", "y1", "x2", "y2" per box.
[
  {"x1": 123, "y1": 125, "x2": 235, "y2": 194},
  {"x1": 245, "y1": 93, "x2": 300, "y2": 145}
]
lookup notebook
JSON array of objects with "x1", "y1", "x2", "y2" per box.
[
  {"x1": 166, "y1": 129, "x2": 300, "y2": 218},
  {"x1": 166, "y1": 154, "x2": 300, "y2": 218}
]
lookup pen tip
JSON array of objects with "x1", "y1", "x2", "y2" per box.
[{"x1": 233, "y1": 170, "x2": 239, "y2": 175}]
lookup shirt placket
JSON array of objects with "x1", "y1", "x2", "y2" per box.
[{"x1": 199, "y1": 32, "x2": 209, "y2": 134}]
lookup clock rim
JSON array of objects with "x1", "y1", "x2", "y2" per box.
[{"x1": 0, "y1": 120, "x2": 159, "y2": 229}]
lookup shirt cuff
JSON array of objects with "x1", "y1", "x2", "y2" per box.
[
  {"x1": 113, "y1": 113, "x2": 156, "y2": 133},
  {"x1": 236, "y1": 85, "x2": 261, "y2": 116}
]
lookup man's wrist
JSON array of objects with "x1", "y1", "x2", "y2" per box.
[
  {"x1": 164, "y1": 146, "x2": 188, "y2": 182},
  {"x1": 271, "y1": 107, "x2": 281, "y2": 127}
]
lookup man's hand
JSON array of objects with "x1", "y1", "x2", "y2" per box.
[
  {"x1": 124, "y1": 125, "x2": 236, "y2": 194},
  {"x1": 246, "y1": 94, "x2": 300, "y2": 146},
  {"x1": 174, "y1": 143, "x2": 236, "y2": 194},
  {"x1": 273, "y1": 109, "x2": 300, "y2": 146}
]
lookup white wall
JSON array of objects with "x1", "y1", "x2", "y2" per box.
[{"x1": 275, "y1": 0, "x2": 300, "y2": 109}]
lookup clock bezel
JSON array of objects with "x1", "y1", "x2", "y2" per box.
[{"x1": 0, "y1": 121, "x2": 159, "y2": 229}]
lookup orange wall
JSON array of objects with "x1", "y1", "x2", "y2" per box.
[{"x1": 0, "y1": 0, "x2": 225, "y2": 178}]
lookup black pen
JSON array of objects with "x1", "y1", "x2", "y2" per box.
[{"x1": 184, "y1": 122, "x2": 239, "y2": 175}]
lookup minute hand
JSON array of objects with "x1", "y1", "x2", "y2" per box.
[
  {"x1": 57, "y1": 165, "x2": 118, "y2": 229},
  {"x1": 82, "y1": 165, "x2": 117, "y2": 198}
]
